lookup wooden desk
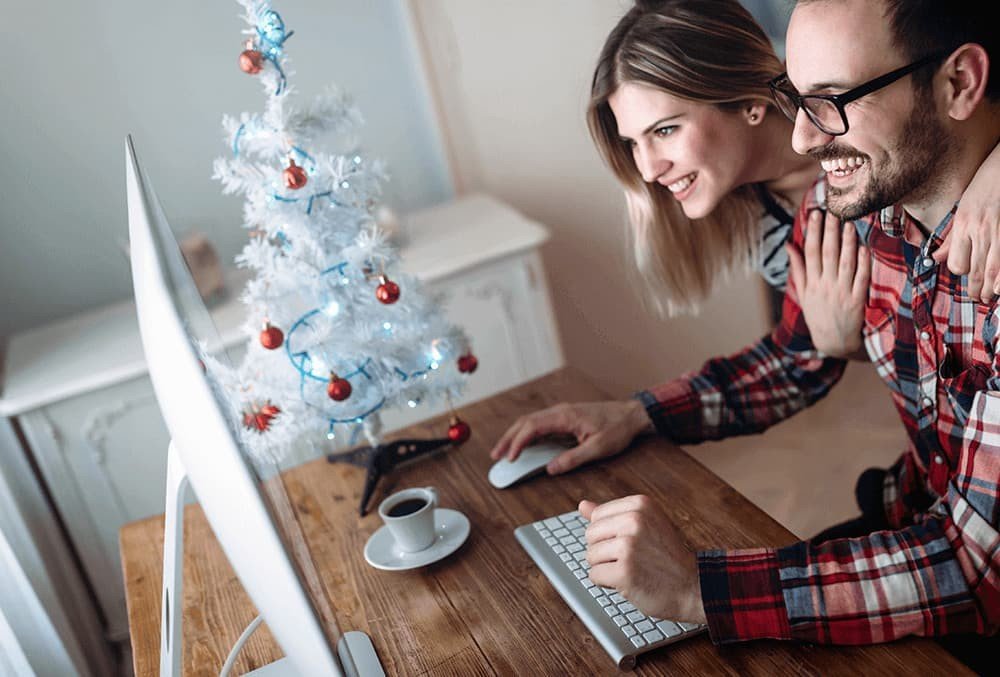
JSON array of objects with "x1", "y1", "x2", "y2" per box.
[{"x1": 120, "y1": 368, "x2": 967, "y2": 675}]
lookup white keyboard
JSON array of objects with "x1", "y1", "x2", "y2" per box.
[{"x1": 514, "y1": 510, "x2": 705, "y2": 670}]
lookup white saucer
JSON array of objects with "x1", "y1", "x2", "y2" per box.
[{"x1": 364, "y1": 508, "x2": 470, "y2": 571}]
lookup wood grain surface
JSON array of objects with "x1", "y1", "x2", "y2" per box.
[{"x1": 120, "y1": 367, "x2": 969, "y2": 675}]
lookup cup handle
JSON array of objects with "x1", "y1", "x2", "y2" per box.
[{"x1": 424, "y1": 487, "x2": 438, "y2": 511}]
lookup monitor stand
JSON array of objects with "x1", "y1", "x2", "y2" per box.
[{"x1": 159, "y1": 442, "x2": 383, "y2": 676}]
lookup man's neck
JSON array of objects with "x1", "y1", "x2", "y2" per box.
[{"x1": 903, "y1": 113, "x2": 1000, "y2": 232}]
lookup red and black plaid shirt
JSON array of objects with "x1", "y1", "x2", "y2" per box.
[{"x1": 639, "y1": 178, "x2": 1000, "y2": 644}]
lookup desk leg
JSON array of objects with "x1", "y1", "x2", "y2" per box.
[{"x1": 160, "y1": 441, "x2": 188, "y2": 677}]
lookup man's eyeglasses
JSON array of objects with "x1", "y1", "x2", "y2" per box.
[{"x1": 768, "y1": 51, "x2": 947, "y2": 136}]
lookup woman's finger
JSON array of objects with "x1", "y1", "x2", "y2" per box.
[
  {"x1": 838, "y1": 221, "x2": 858, "y2": 284},
  {"x1": 804, "y1": 210, "x2": 823, "y2": 279},
  {"x1": 981, "y1": 242, "x2": 1000, "y2": 303},
  {"x1": 966, "y1": 237, "x2": 987, "y2": 302},
  {"x1": 786, "y1": 243, "x2": 806, "y2": 295},
  {"x1": 821, "y1": 210, "x2": 841, "y2": 279},
  {"x1": 851, "y1": 245, "x2": 872, "y2": 303}
]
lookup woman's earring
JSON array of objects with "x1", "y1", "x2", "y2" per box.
[{"x1": 749, "y1": 112, "x2": 759, "y2": 123}]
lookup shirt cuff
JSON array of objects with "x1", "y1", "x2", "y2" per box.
[
  {"x1": 697, "y1": 548, "x2": 793, "y2": 644},
  {"x1": 635, "y1": 376, "x2": 702, "y2": 442}
]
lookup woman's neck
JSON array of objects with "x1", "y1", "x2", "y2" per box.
[{"x1": 743, "y1": 114, "x2": 818, "y2": 209}]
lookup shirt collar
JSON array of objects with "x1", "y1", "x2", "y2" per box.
[{"x1": 877, "y1": 202, "x2": 958, "y2": 256}]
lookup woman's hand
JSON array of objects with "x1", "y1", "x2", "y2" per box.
[
  {"x1": 786, "y1": 209, "x2": 870, "y2": 358},
  {"x1": 488, "y1": 400, "x2": 653, "y2": 475},
  {"x1": 932, "y1": 142, "x2": 1000, "y2": 302}
]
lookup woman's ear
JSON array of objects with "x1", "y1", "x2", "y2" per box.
[
  {"x1": 745, "y1": 102, "x2": 767, "y2": 125},
  {"x1": 940, "y1": 43, "x2": 989, "y2": 121}
]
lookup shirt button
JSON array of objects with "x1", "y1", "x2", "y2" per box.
[
  {"x1": 934, "y1": 455, "x2": 944, "y2": 465},
  {"x1": 922, "y1": 396, "x2": 934, "y2": 407},
  {"x1": 920, "y1": 331, "x2": 930, "y2": 340},
  {"x1": 922, "y1": 256, "x2": 935, "y2": 268}
]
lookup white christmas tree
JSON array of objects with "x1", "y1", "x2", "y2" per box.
[{"x1": 208, "y1": 0, "x2": 477, "y2": 465}]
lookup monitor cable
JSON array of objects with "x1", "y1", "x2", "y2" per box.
[{"x1": 219, "y1": 614, "x2": 264, "y2": 677}]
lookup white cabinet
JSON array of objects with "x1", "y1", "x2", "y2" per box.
[{"x1": 0, "y1": 193, "x2": 563, "y2": 650}]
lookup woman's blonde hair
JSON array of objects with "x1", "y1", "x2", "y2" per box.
[{"x1": 587, "y1": 0, "x2": 784, "y2": 315}]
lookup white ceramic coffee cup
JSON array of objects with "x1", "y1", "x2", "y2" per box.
[{"x1": 377, "y1": 486, "x2": 439, "y2": 553}]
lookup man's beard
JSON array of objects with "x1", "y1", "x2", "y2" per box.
[{"x1": 818, "y1": 102, "x2": 953, "y2": 220}]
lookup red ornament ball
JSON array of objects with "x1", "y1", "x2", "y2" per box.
[
  {"x1": 283, "y1": 159, "x2": 308, "y2": 190},
  {"x1": 260, "y1": 323, "x2": 284, "y2": 350},
  {"x1": 448, "y1": 418, "x2": 471, "y2": 445},
  {"x1": 239, "y1": 49, "x2": 264, "y2": 74},
  {"x1": 375, "y1": 277, "x2": 400, "y2": 304},
  {"x1": 457, "y1": 353, "x2": 478, "y2": 374},
  {"x1": 327, "y1": 375, "x2": 352, "y2": 401}
]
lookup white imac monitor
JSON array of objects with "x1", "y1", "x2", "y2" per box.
[{"x1": 125, "y1": 136, "x2": 382, "y2": 676}]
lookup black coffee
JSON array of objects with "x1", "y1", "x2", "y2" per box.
[{"x1": 387, "y1": 498, "x2": 427, "y2": 517}]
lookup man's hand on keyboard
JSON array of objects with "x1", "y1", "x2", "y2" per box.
[
  {"x1": 488, "y1": 400, "x2": 654, "y2": 474},
  {"x1": 580, "y1": 495, "x2": 706, "y2": 625}
]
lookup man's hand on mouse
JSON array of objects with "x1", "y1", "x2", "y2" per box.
[
  {"x1": 580, "y1": 495, "x2": 706, "y2": 625},
  {"x1": 488, "y1": 400, "x2": 654, "y2": 475}
]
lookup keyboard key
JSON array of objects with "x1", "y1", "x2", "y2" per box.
[
  {"x1": 571, "y1": 527, "x2": 585, "y2": 538},
  {"x1": 552, "y1": 544, "x2": 565, "y2": 554},
  {"x1": 552, "y1": 528, "x2": 569, "y2": 538},
  {"x1": 581, "y1": 577, "x2": 595, "y2": 589},
  {"x1": 559, "y1": 512, "x2": 578, "y2": 523},
  {"x1": 597, "y1": 596, "x2": 611, "y2": 607},
  {"x1": 643, "y1": 630, "x2": 664, "y2": 644},
  {"x1": 604, "y1": 605, "x2": 618, "y2": 617},
  {"x1": 573, "y1": 551, "x2": 587, "y2": 562},
  {"x1": 634, "y1": 620, "x2": 654, "y2": 633},
  {"x1": 626, "y1": 611, "x2": 645, "y2": 623},
  {"x1": 601, "y1": 587, "x2": 615, "y2": 595},
  {"x1": 567, "y1": 543, "x2": 584, "y2": 553},
  {"x1": 618, "y1": 602, "x2": 636, "y2": 613},
  {"x1": 545, "y1": 537, "x2": 557, "y2": 546},
  {"x1": 580, "y1": 560, "x2": 591, "y2": 570},
  {"x1": 589, "y1": 588, "x2": 603, "y2": 598},
  {"x1": 559, "y1": 553, "x2": 572, "y2": 562},
  {"x1": 612, "y1": 615, "x2": 627, "y2": 627},
  {"x1": 533, "y1": 522, "x2": 546, "y2": 531},
  {"x1": 559, "y1": 536, "x2": 576, "y2": 546},
  {"x1": 610, "y1": 593, "x2": 625, "y2": 604},
  {"x1": 543, "y1": 518, "x2": 562, "y2": 529},
  {"x1": 573, "y1": 569, "x2": 587, "y2": 580},
  {"x1": 677, "y1": 622, "x2": 701, "y2": 632},
  {"x1": 656, "y1": 621, "x2": 682, "y2": 637},
  {"x1": 621, "y1": 625, "x2": 636, "y2": 637},
  {"x1": 630, "y1": 636, "x2": 646, "y2": 648}
]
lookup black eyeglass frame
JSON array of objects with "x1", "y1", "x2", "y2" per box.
[{"x1": 768, "y1": 51, "x2": 948, "y2": 136}]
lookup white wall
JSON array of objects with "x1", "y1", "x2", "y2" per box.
[
  {"x1": 409, "y1": 0, "x2": 775, "y2": 396},
  {"x1": 0, "y1": 0, "x2": 451, "y2": 339}
]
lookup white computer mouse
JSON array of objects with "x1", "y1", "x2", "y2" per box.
[{"x1": 487, "y1": 441, "x2": 569, "y2": 489}]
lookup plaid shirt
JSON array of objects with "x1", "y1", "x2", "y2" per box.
[{"x1": 639, "y1": 178, "x2": 1000, "y2": 645}]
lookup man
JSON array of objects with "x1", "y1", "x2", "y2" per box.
[{"x1": 579, "y1": 0, "x2": 999, "y2": 661}]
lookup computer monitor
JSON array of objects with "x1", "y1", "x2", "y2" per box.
[{"x1": 125, "y1": 136, "x2": 381, "y2": 676}]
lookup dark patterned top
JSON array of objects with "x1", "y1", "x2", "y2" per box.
[{"x1": 753, "y1": 183, "x2": 794, "y2": 291}]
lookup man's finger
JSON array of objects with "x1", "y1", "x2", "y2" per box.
[
  {"x1": 586, "y1": 494, "x2": 648, "y2": 523},
  {"x1": 546, "y1": 434, "x2": 607, "y2": 474}
]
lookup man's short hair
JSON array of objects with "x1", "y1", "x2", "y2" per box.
[{"x1": 800, "y1": 0, "x2": 997, "y2": 99}]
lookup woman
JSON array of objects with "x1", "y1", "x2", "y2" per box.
[{"x1": 489, "y1": 0, "x2": 1000, "y2": 469}]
